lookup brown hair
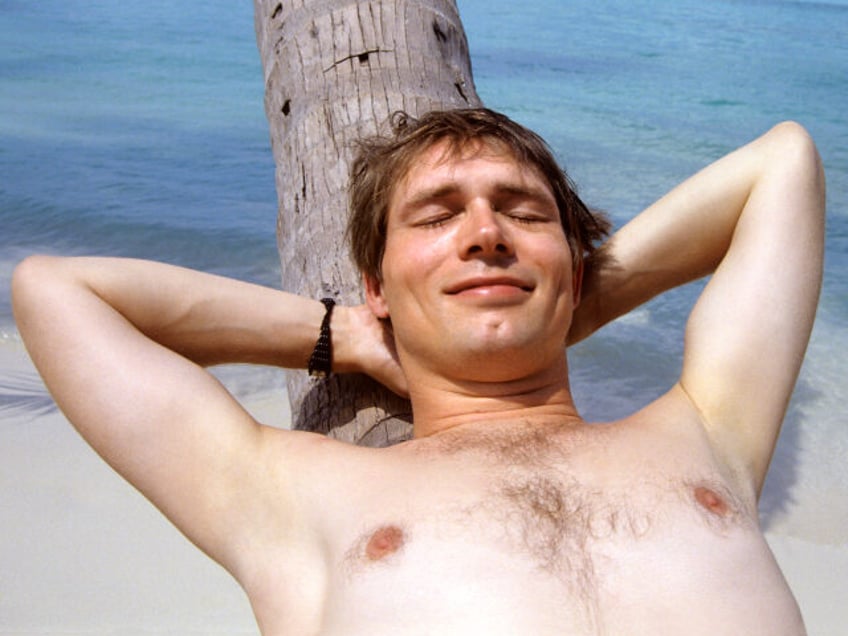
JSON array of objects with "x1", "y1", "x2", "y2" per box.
[{"x1": 347, "y1": 108, "x2": 610, "y2": 280}]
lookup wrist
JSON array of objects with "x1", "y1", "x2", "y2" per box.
[
  {"x1": 307, "y1": 298, "x2": 335, "y2": 378},
  {"x1": 327, "y1": 304, "x2": 357, "y2": 375}
]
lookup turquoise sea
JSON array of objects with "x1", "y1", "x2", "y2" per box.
[{"x1": 1, "y1": 0, "x2": 846, "y2": 625}]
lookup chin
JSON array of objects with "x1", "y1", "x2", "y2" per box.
[{"x1": 448, "y1": 343, "x2": 554, "y2": 383}]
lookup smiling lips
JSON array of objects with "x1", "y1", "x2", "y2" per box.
[{"x1": 445, "y1": 276, "x2": 534, "y2": 298}]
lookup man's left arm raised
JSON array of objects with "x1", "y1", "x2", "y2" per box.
[{"x1": 573, "y1": 122, "x2": 825, "y2": 494}]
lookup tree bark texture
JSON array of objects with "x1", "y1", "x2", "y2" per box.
[{"x1": 254, "y1": 0, "x2": 482, "y2": 445}]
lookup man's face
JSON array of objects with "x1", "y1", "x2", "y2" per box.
[{"x1": 365, "y1": 140, "x2": 581, "y2": 384}]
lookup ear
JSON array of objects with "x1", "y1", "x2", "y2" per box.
[
  {"x1": 363, "y1": 272, "x2": 390, "y2": 319},
  {"x1": 571, "y1": 259, "x2": 584, "y2": 308}
]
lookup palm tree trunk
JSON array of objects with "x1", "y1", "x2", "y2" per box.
[{"x1": 254, "y1": 0, "x2": 481, "y2": 445}]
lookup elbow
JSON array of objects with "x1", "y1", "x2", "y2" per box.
[
  {"x1": 11, "y1": 255, "x2": 43, "y2": 322},
  {"x1": 768, "y1": 120, "x2": 818, "y2": 154},
  {"x1": 12, "y1": 253, "x2": 56, "y2": 288},
  {"x1": 763, "y1": 121, "x2": 826, "y2": 238},
  {"x1": 767, "y1": 120, "x2": 826, "y2": 202},
  {"x1": 11, "y1": 255, "x2": 64, "y2": 324}
]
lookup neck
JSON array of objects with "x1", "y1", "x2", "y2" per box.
[{"x1": 407, "y1": 354, "x2": 582, "y2": 438}]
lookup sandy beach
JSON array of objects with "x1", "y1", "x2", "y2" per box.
[
  {"x1": 0, "y1": 341, "x2": 280, "y2": 634},
  {"x1": 1, "y1": 338, "x2": 845, "y2": 635}
]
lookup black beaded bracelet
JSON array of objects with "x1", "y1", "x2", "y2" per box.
[{"x1": 308, "y1": 298, "x2": 335, "y2": 378}]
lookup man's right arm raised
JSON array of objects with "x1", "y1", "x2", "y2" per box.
[{"x1": 11, "y1": 256, "x2": 404, "y2": 573}]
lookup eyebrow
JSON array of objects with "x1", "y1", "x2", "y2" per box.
[{"x1": 401, "y1": 183, "x2": 460, "y2": 210}]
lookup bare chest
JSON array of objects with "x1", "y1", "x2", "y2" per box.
[
  {"x1": 337, "y1": 439, "x2": 753, "y2": 584},
  {"x1": 312, "y1": 424, "x2": 801, "y2": 634},
  {"x1": 250, "y1": 422, "x2": 802, "y2": 635}
]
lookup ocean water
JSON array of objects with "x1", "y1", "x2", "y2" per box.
[{"x1": 1, "y1": 0, "x2": 846, "y2": 540}]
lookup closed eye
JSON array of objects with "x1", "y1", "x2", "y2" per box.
[
  {"x1": 496, "y1": 201, "x2": 557, "y2": 225},
  {"x1": 503, "y1": 210, "x2": 550, "y2": 224},
  {"x1": 494, "y1": 189, "x2": 558, "y2": 225},
  {"x1": 413, "y1": 209, "x2": 457, "y2": 228}
]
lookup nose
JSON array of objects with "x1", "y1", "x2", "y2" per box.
[{"x1": 459, "y1": 201, "x2": 515, "y2": 261}]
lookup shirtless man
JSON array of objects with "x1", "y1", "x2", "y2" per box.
[{"x1": 12, "y1": 108, "x2": 824, "y2": 634}]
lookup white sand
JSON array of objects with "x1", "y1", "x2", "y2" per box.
[
  {"x1": 1, "y1": 341, "x2": 845, "y2": 635},
  {"x1": 0, "y1": 342, "x2": 268, "y2": 634}
]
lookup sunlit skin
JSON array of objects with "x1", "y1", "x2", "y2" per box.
[
  {"x1": 365, "y1": 141, "x2": 583, "y2": 434},
  {"x1": 11, "y1": 121, "x2": 822, "y2": 635}
]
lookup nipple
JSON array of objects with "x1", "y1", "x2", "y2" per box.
[
  {"x1": 365, "y1": 525, "x2": 405, "y2": 561},
  {"x1": 694, "y1": 486, "x2": 729, "y2": 517}
]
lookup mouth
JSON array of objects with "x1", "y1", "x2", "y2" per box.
[{"x1": 445, "y1": 276, "x2": 535, "y2": 296}]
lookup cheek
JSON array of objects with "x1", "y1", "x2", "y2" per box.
[
  {"x1": 382, "y1": 233, "x2": 453, "y2": 283},
  {"x1": 379, "y1": 239, "x2": 455, "y2": 338},
  {"x1": 536, "y1": 245, "x2": 579, "y2": 320},
  {"x1": 535, "y1": 237, "x2": 574, "y2": 286}
]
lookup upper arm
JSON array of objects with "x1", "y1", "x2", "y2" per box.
[
  {"x1": 571, "y1": 123, "x2": 825, "y2": 491},
  {"x1": 680, "y1": 123, "x2": 825, "y2": 488},
  {"x1": 11, "y1": 256, "x2": 298, "y2": 569}
]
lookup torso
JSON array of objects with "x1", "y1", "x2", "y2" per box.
[{"x1": 242, "y1": 393, "x2": 805, "y2": 635}]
